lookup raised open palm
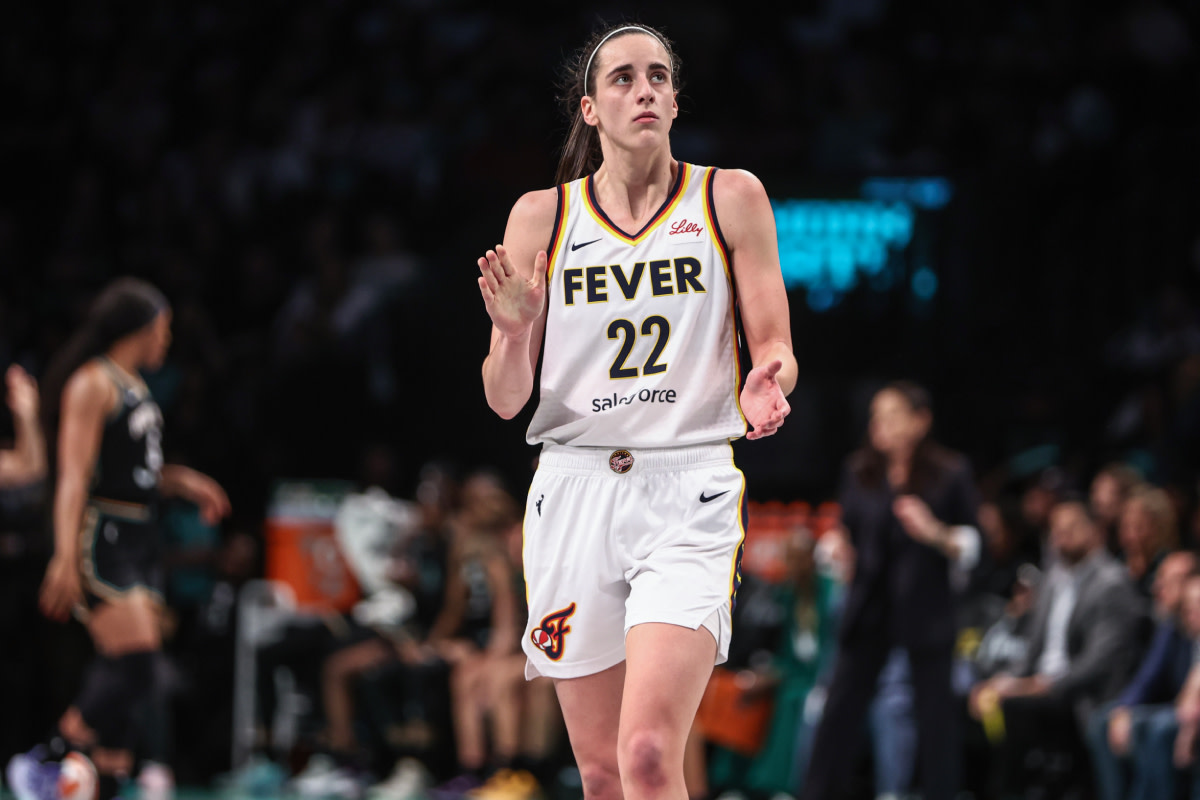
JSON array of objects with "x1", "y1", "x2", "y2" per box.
[{"x1": 478, "y1": 244, "x2": 546, "y2": 338}]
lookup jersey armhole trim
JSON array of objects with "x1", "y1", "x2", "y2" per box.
[
  {"x1": 705, "y1": 169, "x2": 749, "y2": 435},
  {"x1": 546, "y1": 184, "x2": 568, "y2": 281},
  {"x1": 703, "y1": 168, "x2": 733, "y2": 281},
  {"x1": 94, "y1": 359, "x2": 133, "y2": 421}
]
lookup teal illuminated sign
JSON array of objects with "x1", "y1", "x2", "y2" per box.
[{"x1": 772, "y1": 177, "x2": 951, "y2": 311}]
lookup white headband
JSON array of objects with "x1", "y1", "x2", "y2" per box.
[{"x1": 583, "y1": 26, "x2": 668, "y2": 95}]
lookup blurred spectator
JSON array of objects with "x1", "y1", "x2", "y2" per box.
[
  {"x1": 1167, "y1": 575, "x2": 1200, "y2": 790},
  {"x1": 1090, "y1": 463, "x2": 1145, "y2": 556},
  {"x1": 1119, "y1": 485, "x2": 1178, "y2": 599},
  {"x1": 313, "y1": 468, "x2": 519, "y2": 799},
  {"x1": 974, "y1": 496, "x2": 1041, "y2": 600},
  {"x1": 226, "y1": 447, "x2": 420, "y2": 797},
  {"x1": 291, "y1": 474, "x2": 421, "y2": 794},
  {"x1": 1020, "y1": 468, "x2": 1068, "y2": 571},
  {"x1": 703, "y1": 528, "x2": 843, "y2": 799},
  {"x1": 802, "y1": 381, "x2": 980, "y2": 800},
  {"x1": 423, "y1": 471, "x2": 521, "y2": 794},
  {"x1": 972, "y1": 564, "x2": 1041, "y2": 683},
  {"x1": 1086, "y1": 550, "x2": 1197, "y2": 800},
  {"x1": 442, "y1": 508, "x2": 558, "y2": 800},
  {"x1": 969, "y1": 500, "x2": 1145, "y2": 798}
]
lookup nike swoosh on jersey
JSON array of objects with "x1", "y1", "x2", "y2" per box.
[
  {"x1": 699, "y1": 490, "x2": 730, "y2": 503},
  {"x1": 571, "y1": 238, "x2": 601, "y2": 251}
]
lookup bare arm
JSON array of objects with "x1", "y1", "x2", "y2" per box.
[
  {"x1": 479, "y1": 189, "x2": 558, "y2": 419},
  {"x1": 40, "y1": 365, "x2": 113, "y2": 621},
  {"x1": 0, "y1": 365, "x2": 46, "y2": 487},
  {"x1": 713, "y1": 169, "x2": 797, "y2": 438},
  {"x1": 53, "y1": 367, "x2": 111, "y2": 559},
  {"x1": 715, "y1": 170, "x2": 797, "y2": 394},
  {"x1": 160, "y1": 464, "x2": 231, "y2": 525}
]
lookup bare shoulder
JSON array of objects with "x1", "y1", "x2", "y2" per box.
[
  {"x1": 507, "y1": 188, "x2": 560, "y2": 234},
  {"x1": 62, "y1": 362, "x2": 115, "y2": 415},
  {"x1": 501, "y1": 187, "x2": 561, "y2": 277},
  {"x1": 711, "y1": 169, "x2": 775, "y2": 246},
  {"x1": 712, "y1": 168, "x2": 769, "y2": 204}
]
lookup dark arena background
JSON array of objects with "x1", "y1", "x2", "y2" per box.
[{"x1": 1, "y1": 2, "x2": 1199, "y2": 800}]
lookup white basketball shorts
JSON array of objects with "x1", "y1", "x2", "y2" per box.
[{"x1": 522, "y1": 442, "x2": 746, "y2": 680}]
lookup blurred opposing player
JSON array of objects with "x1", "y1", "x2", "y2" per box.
[{"x1": 8, "y1": 278, "x2": 230, "y2": 800}]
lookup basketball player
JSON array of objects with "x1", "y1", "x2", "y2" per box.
[
  {"x1": 7, "y1": 278, "x2": 230, "y2": 800},
  {"x1": 476, "y1": 23, "x2": 795, "y2": 800},
  {"x1": 0, "y1": 364, "x2": 45, "y2": 487}
]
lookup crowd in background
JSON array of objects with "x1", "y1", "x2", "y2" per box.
[
  {"x1": 1, "y1": 1, "x2": 1200, "y2": 799},
  {"x1": 8, "y1": 397, "x2": 1200, "y2": 799}
]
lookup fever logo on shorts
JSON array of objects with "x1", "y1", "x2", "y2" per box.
[
  {"x1": 609, "y1": 449, "x2": 634, "y2": 474},
  {"x1": 530, "y1": 602, "x2": 577, "y2": 661}
]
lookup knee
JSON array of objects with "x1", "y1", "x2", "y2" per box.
[
  {"x1": 619, "y1": 729, "x2": 671, "y2": 793},
  {"x1": 577, "y1": 761, "x2": 622, "y2": 800}
]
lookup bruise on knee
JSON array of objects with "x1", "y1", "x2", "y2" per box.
[
  {"x1": 622, "y1": 731, "x2": 670, "y2": 791},
  {"x1": 578, "y1": 763, "x2": 623, "y2": 800}
]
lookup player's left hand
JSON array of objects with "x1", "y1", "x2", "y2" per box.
[
  {"x1": 173, "y1": 468, "x2": 232, "y2": 525},
  {"x1": 192, "y1": 473, "x2": 232, "y2": 525},
  {"x1": 740, "y1": 359, "x2": 790, "y2": 440}
]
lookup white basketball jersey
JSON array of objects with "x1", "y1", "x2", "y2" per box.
[{"x1": 527, "y1": 162, "x2": 747, "y2": 447}]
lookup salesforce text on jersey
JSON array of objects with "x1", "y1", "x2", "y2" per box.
[{"x1": 592, "y1": 388, "x2": 679, "y2": 412}]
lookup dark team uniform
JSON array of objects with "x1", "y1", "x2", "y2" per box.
[{"x1": 80, "y1": 358, "x2": 165, "y2": 609}]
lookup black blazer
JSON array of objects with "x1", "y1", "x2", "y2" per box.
[{"x1": 837, "y1": 446, "x2": 980, "y2": 649}]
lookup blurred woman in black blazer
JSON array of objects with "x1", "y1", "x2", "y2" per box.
[{"x1": 801, "y1": 381, "x2": 981, "y2": 800}]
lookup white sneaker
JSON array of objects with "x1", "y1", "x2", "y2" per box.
[
  {"x1": 290, "y1": 754, "x2": 338, "y2": 794},
  {"x1": 368, "y1": 758, "x2": 430, "y2": 800},
  {"x1": 291, "y1": 754, "x2": 366, "y2": 798}
]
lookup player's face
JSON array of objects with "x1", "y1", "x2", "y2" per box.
[
  {"x1": 582, "y1": 33, "x2": 678, "y2": 148},
  {"x1": 142, "y1": 310, "x2": 172, "y2": 370}
]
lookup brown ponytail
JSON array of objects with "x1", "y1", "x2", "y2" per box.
[{"x1": 554, "y1": 23, "x2": 681, "y2": 185}]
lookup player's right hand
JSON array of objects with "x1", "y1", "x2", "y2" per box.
[
  {"x1": 40, "y1": 553, "x2": 83, "y2": 622},
  {"x1": 477, "y1": 244, "x2": 546, "y2": 338}
]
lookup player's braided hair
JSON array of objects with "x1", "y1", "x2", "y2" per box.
[{"x1": 555, "y1": 22, "x2": 680, "y2": 185}]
